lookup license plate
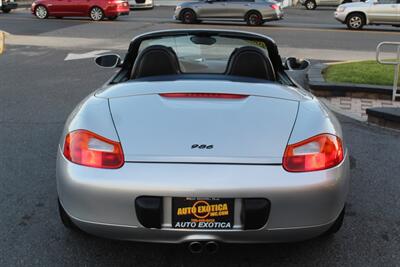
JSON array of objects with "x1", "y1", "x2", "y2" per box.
[{"x1": 172, "y1": 197, "x2": 234, "y2": 229}]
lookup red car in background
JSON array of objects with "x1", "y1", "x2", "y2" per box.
[{"x1": 31, "y1": 0, "x2": 129, "y2": 21}]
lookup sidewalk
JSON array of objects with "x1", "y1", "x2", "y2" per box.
[{"x1": 321, "y1": 97, "x2": 400, "y2": 121}]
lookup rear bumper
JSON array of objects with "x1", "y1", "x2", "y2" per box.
[
  {"x1": 1, "y1": 2, "x2": 18, "y2": 10},
  {"x1": 69, "y1": 214, "x2": 336, "y2": 243},
  {"x1": 104, "y1": 4, "x2": 130, "y2": 16},
  {"x1": 264, "y1": 13, "x2": 283, "y2": 22},
  {"x1": 130, "y1": 3, "x2": 153, "y2": 8},
  {"x1": 129, "y1": 0, "x2": 153, "y2": 8},
  {"x1": 57, "y1": 148, "x2": 349, "y2": 243},
  {"x1": 263, "y1": 10, "x2": 283, "y2": 22}
]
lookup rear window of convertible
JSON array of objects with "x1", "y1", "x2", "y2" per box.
[{"x1": 138, "y1": 35, "x2": 269, "y2": 74}]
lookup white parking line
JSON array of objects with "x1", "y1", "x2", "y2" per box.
[
  {"x1": 2, "y1": 32, "x2": 393, "y2": 61},
  {"x1": 64, "y1": 50, "x2": 111, "y2": 61}
]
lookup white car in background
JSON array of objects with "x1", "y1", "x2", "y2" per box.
[
  {"x1": 129, "y1": 0, "x2": 153, "y2": 9},
  {"x1": 300, "y1": 0, "x2": 352, "y2": 10},
  {"x1": 335, "y1": 0, "x2": 400, "y2": 30}
]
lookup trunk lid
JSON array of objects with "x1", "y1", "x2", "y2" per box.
[{"x1": 105, "y1": 80, "x2": 300, "y2": 164}]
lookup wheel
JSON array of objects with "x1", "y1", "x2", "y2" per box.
[
  {"x1": 108, "y1": 15, "x2": 118, "y2": 21},
  {"x1": 246, "y1": 11, "x2": 263, "y2": 26},
  {"x1": 2, "y1": 8, "x2": 11, "y2": 13},
  {"x1": 90, "y1": 6, "x2": 104, "y2": 21},
  {"x1": 346, "y1": 13, "x2": 364, "y2": 30},
  {"x1": 304, "y1": 0, "x2": 316, "y2": 10},
  {"x1": 58, "y1": 199, "x2": 78, "y2": 230},
  {"x1": 323, "y1": 205, "x2": 346, "y2": 236},
  {"x1": 181, "y1": 9, "x2": 196, "y2": 24},
  {"x1": 35, "y1": 5, "x2": 48, "y2": 19}
]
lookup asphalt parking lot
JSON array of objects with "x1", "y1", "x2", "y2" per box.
[
  {"x1": 1, "y1": 6, "x2": 400, "y2": 267},
  {"x1": 1, "y1": 6, "x2": 400, "y2": 59}
]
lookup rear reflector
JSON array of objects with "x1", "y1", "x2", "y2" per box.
[{"x1": 159, "y1": 93, "x2": 248, "y2": 99}]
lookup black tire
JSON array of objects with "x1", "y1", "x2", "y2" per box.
[
  {"x1": 89, "y1": 6, "x2": 104, "y2": 21},
  {"x1": 58, "y1": 199, "x2": 78, "y2": 230},
  {"x1": 34, "y1": 5, "x2": 48, "y2": 19},
  {"x1": 2, "y1": 8, "x2": 11, "y2": 13},
  {"x1": 108, "y1": 15, "x2": 118, "y2": 20},
  {"x1": 304, "y1": 0, "x2": 316, "y2": 10},
  {"x1": 181, "y1": 9, "x2": 196, "y2": 24},
  {"x1": 246, "y1": 11, "x2": 263, "y2": 26},
  {"x1": 346, "y1": 13, "x2": 365, "y2": 30},
  {"x1": 323, "y1": 206, "x2": 345, "y2": 236}
]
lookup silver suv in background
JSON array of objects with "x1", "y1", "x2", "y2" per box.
[
  {"x1": 299, "y1": 0, "x2": 351, "y2": 10},
  {"x1": 174, "y1": 0, "x2": 283, "y2": 26},
  {"x1": 335, "y1": 0, "x2": 400, "y2": 30}
]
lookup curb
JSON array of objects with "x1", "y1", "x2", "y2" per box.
[
  {"x1": 307, "y1": 62, "x2": 400, "y2": 130},
  {"x1": 366, "y1": 108, "x2": 400, "y2": 130}
]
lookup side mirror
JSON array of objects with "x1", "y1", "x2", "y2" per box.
[
  {"x1": 95, "y1": 54, "x2": 122, "y2": 68},
  {"x1": 284, "y1": 57, "x2": 310, "y2": 71}
]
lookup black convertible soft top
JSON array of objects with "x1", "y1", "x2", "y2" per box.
[{"x1": 110, "y1": 29, "x2": 295, "y2": 87}]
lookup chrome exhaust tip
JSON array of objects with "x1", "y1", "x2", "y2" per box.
[
  {"x1": 204, "y1": 241, "x2": 219, "y2": 254},
  {"x1": 187, "y1": 241, "x2": 203, "y2": 254}
]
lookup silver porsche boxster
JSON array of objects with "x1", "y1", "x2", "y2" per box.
[{"x1": 57, "y1": 29, "x2": 349, "y2": 252}]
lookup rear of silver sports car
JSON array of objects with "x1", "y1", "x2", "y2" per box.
[{"x1": 57, "y1": 80, "x2": 349, "y2": 244}]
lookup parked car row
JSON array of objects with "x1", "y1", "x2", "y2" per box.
[
  {"x1": 6, "y1": 0, "x2": 399, "y2": 30},
  {"x1": 27, "y1": 0, "x2": 283, "y2": 24}
]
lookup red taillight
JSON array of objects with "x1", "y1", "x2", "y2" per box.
[
  {"x1": 283, "y1": 134, "x2": 344, "y2": 172},
  {"x1": 271, "y1": 4, "x2": 279, "y2": 10},
  {"x1": 63, "y1": 130, "x2": 124, "y2": 169},
  {"x1": 159, "y1": 93, "x2": 248, "y2": 99}
]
